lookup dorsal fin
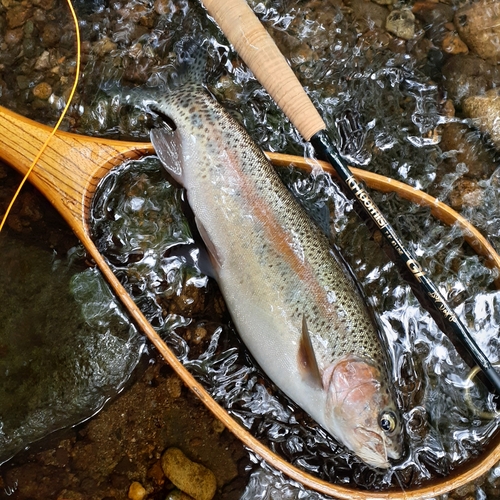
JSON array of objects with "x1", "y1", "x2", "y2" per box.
[{"x1": 297, "y1": 315, "x2": 323, "y2": 389}]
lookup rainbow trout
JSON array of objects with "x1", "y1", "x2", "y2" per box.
[{"x1": 140, "y1": 45, "x2": 403, "y2": 468}]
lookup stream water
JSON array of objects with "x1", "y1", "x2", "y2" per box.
[
  {"x1": 88, "y1": 150, "x2": 500, "y2": 493},
  {"x1": 1, "y1": 0, "x2": 500, "y2": 498}
]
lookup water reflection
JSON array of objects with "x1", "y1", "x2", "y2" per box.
[
  {"x1": 90, "y1": 156, "x2": 500, "y2": 492},
  {"x1": 0, "y1": 232, "x2": 145, "y2": 464}
]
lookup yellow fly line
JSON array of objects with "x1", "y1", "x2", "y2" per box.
[{"x1": 0, "y1": 0, "x2": 81, "y2": 233}]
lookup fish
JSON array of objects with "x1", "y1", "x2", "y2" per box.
[{"x1": 136, "y1": 40, "x2": 403, "y2": 469}]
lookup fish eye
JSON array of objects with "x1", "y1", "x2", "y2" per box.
[{"x1": 379, "y1": 411, "x2": 398, "y2": 435}]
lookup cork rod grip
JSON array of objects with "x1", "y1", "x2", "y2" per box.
[{"x1": 201, "y1": 0, "x2": 326, "y2": 141}]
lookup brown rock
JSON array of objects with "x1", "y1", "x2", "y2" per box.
[
  {"x1": 455, "y1": 0, "x2": 500, "y2": 61},
  {"x1": 449, "y1": 178, "x2": 483, "y2": 210},
  {"x1": 154, "y1": 0, "x2": 171, "y2": 15},
  {"x1": 386, "y1": 8, "x2": 415, "y2": 40},
  {"x1": 4, "y1": 28, "x2": 23, "y2": 46},
  {"x1": 6, "y1": 5, "x2": 31, "y2": 28},
  {"x1": 442, "y1": 31, "x2": 468, "y2": 55},
  {"x1": 350, "y1": 0, "x2": 389, "y2": 31},
  {"x1": 166, "y1": 490, "x2": 195, "y2": 500},
  {"x1": 161, "y1": 448, "x2": 217, "y2": 500},
  {"x1": 413, "y1": 2, "x2": 455, "y2": 45},
  {"x1": 463, "y1": 89, "x2": 500, "y2": 150},
  {"x1": 33, "y1": 82, "x2": 52, "y2": 100},
  {"x1": 33, "y1": 0, "x2": 57, "y2": 9},
  {"x1": 438, "y1": 122, "x2": 497, "y2": 182},
  {"x1": 128, "y1": 481, "x2": 146, "y2": 500},
  {"x1": 442, "y1": 54, "x2": 500, "y2": 108},
  {"x1": 166, "y1": 375, "x2": 183, "y2": 399},
  {"x1": 41, "y1": 23, "x2": 61, "y2": 48}
]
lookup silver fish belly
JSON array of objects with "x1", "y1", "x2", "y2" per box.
[{"x1": 146, "y1": 83, "x2": 403, "y2": 469}]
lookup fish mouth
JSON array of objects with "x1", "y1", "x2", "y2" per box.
[{"x1": 353, "y1": 427, "x2": 391, "y2": 469}]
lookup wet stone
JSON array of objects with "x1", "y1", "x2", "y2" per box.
[
  {"x1": 442, "y1": 31, "x2": 468, "y2": 55},
  {"x1": 16, "y1": 75, "x2": 30, "y2": 90},
  {"x1": 161, "y1": 448, "x2": 217, "y2": 500},
  {"x1": 448, "y1": 178, "x2": 483, "y2": 210},
  {"x1": 442, "y1": 54, "x2": 500, "y2": 108},
  {"x1": 33, "y1": 82, "x2": 52, "y2": 99},
  {"x1": 6, "y1": 5, "x2": 32, "y2": 28},
  {"x1": 386, "y1": 8, "x2": 415, "y2": 40},
  {"x1": 35, "y1": 50, "x2": 51, "y2": 70},
  {"x1": 351, "y1": 0, "x2": 389, "y2": 31},
  {"x1": 436, "y1": 121, "x2": 498, "y2": 182},
  {"x1": 41, "y1": 23, "x2": 61, "y2": 48},
  {"x1": 166, "y1": 490, "x2": 194, "y2": 500},
  {"x1": 463, "y1": 88, "x2": 500, "y2": 150},
  {"x1": 33, "y1": 0, "x2": 57, "y2": 10},
  {"x1": 154, "y1": 0, "x2": 172, "y2": 16},
  {"x1": 23, "y1": 37, "x2": 38, "y2": 58},
  {"x1": 371, "y1": 0, "x2": 393, "y2": 6},
  {"x1": 455, "y1": 0, "x2": 500, "y2": 62},
  {"x1": 413, "y1": 1, "x2": 455, "y2": 45},
  {"x1": 166, "y1": 375, "x2": 183, "y2": 399},
  {"x1": 4, "y1": 27, "x2": 23, "y2": 46},
  {"x1": 128, "y1": 481, "x2": 146, "y2": 500}
]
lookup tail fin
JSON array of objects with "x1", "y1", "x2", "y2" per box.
[{"x1": 174, "y1": 36, "x2": 208, "y2": 87}]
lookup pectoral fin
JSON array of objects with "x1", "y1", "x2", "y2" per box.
[
  {"x1": 150, "y1": 127, "x2": 184, "y2": 184},
  {"x1": 298, "y1": 315, "x2": 323, "y2": 389},
  {"x1": 194, "y1": 217, "x2": 223, "y2": 276}
]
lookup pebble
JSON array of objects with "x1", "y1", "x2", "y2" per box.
[
  {"x1": 441, "y1": 54, "x2": 500, "y2": 108},
  {"x1": 6, "y1": 5, "x2": 32, "y2": 29},
  {"x1": 371, "y1": 0, "x2": 393, "y2": 6},
  {"x1": 128, "y1": 481, "x2": 147, "y2": 500},
  {"x1": 165, "y1": 490, "x2": 194, "y2": 500},
  {"x1": 463, "y1": 88, "x2": 500, "y2": 149},
  {"x1": 166, "y1": 375, "x2": 183, "y2": 399},
  {"x1": 93, "y1": 37, "x2": 118, "y2": 57},
  {"x1": 4, "y1": 27, "x2": 23, "y2": 46},
  {"x1": 16, "y1": 75, "x2": 30, "y2": 90},
  {"x1": 449, "y1": 179, "x2": 483, "y2": 210},
  {"x1": 351, "y1": 0, "x2": 389, "y2": 30},
  {"x1": 161, "y1": 448, "x2": 217, "y2": 500},
  {"x1": 33, "y1": 82, "x2": 52, "y2": 100},
  {"x1": 154, "y1": 0, "x2": 171, "y2": 15},
  {"x1": 386, "y1": 8, "x2": 415, "y2": 40},
  {"x1": 41, "y1": 23, "x2": 61, "y2": 48},
  {"x1": 455, "y1": 0, "x2": 500, "y2": 61},
  {"x1": 442, "y1": 31, "x2": 468, "y2": 54},
  {"x1": 35, "y1": 50, "x2": 51, "y2": 70},
  {"x1": 438, "y1": 122, "x2": 497, "y2": 181}
]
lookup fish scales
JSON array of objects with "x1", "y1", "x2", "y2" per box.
[
  {"x1": 145, "y1": 69, "x2": 403, "y2": 468},
  {"x1": 165, "y1": 86, "x2": 382, "y2": 362}
]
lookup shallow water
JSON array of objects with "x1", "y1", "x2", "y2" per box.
[
  {"x1": 0, "y1": 231, "x2": 146, "y2": 465},
  {"x1": 1, "y1": 0, "x2": 500, "y2": 496},
  {"x1": 89, "y1": 154, "x2": 500, "y2": 491}
]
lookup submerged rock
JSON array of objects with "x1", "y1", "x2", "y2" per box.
[
  {"x1": 442, "y1": 54, "x2": 500, "y2": 108},
  {"x1": 386, "y1": 8, "x2": 415, "y2": 40},
  {"x1": 438, "y1": 122, "x2": 498, "y2": 182},
  {"x1": 448, "y1": 178, "x2": 483, "y2": 210},
  {"x1": 128, "y1": 481, "x2": 147, "y2": 500},
  {"x1": 463, "y1": 88, "x2": 500, "y2": 150},
  {"x1": 455, "y1": 0, "x2": 500, "y2": 62},
  {"x1": 161, "y1": 448, "x2": 217, "y2": 500}
]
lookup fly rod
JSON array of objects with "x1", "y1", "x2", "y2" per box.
[{"x1": 200, "y1": 0, "x2": 500, "y2": 396}]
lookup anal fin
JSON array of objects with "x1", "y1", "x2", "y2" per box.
[
  {"x1": 298, "y1": 315, "x2": 323, "y2": 389},
  {"x1": 194, "y1": 217, "x2": 223, "y2": 276}
]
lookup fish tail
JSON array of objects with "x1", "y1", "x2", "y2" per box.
[{"x1": 172, "y1": 36, "x2": 208, "y2": 88}]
